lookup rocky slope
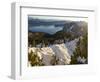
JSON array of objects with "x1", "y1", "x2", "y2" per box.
[{"x1": 28, "y1": 38, "x2": 79, "y2": 66}]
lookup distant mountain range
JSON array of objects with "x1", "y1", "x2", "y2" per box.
[
  {"x1": 63, "y1": 21, "x2": 87, "y2": 36},
  {"x1": 28, "y1": 17, "x2": 87, "y2": 46},
  {"x1": 28, "y1": 18, "x2": 87, "y2": 36}
]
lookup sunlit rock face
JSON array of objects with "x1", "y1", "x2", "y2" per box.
[
  {"x1": 28, "y1": 38, "x2": 80, "y2": 66},
  {"x1": 65, "y1": 38, "x2": 79, "y2": 56},
  {"x1": 51, "y1": 43, "x2": 71, "y2": 65},
  {"x1": 63, "y1": 21, "x2": 87, "y2": 37}
]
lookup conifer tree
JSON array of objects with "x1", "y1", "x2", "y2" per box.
[{"x1": 71, "y1": 33, "x2": 88, "y2": 64}]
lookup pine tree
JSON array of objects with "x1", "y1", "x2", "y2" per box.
[
  {"x1": 28, "y1": 50, "x2": 45, "y2": 66},
  {"x1": 70, "y1": 33, "x2": 88, "y2": 64},
  {"x1": 50, "y1": 55, "x2": 59, "y2": 65}
]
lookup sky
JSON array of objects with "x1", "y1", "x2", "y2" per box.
[{"x1": 28, "y1": 16, "x2": 88, "y2": 34}]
